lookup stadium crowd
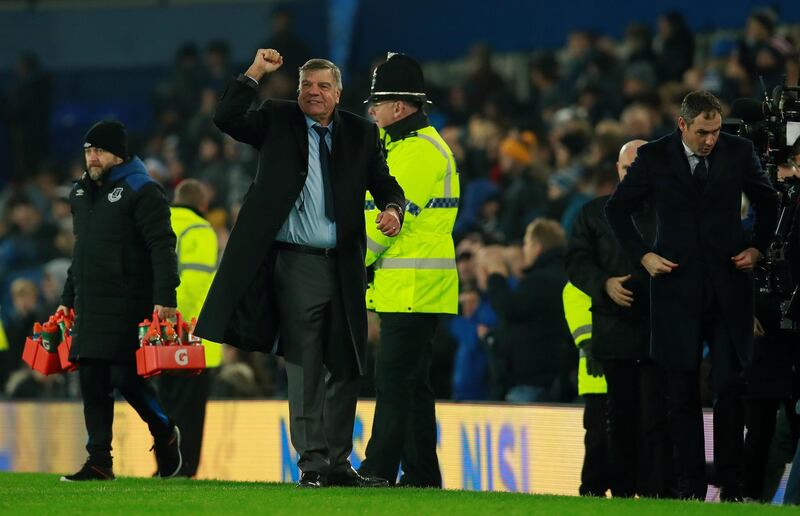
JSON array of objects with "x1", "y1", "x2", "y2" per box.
[{"x1": 1, "y1": 4, "x2": 800, "y2": 499}]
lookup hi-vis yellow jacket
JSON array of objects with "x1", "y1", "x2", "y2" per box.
[
  {"x1": 365, "y1": 124, "x2": 459, "y2": 314},
  {"x1": 562, "y1": 282, "x2": 607, "y2": 395},
  {"x1": 170, "y1": 206, "x2": 222, "y2": 367}
]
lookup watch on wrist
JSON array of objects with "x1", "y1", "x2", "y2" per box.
[{"x1": 385, "y1": 203, "x2": 404, "y2": 224}]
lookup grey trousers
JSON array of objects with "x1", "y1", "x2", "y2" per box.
[{"x1": 273, "y1": 249, "x2": 360, "y2": 475}]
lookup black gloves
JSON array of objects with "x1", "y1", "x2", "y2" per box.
[{"x1": 582, "y1": 341, "x2": 604, "y2": 378}]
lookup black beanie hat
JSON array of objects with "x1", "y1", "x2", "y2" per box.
[{"x1": 84, "y1": 120, "x2": 128, "y2": 159}]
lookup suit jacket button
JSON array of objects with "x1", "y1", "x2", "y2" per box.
[{"x1": 300, "y1": 170, "x2": 307, "y2": 177}]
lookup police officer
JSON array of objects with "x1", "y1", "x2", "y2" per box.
[
  {"x1": 357, "y1": 53, "x2": 459, "y2": 487},
  {"x1": 59, "y1": 120, "x2": 181, "y2": 481},
  {"x1": 158, "y1": 179, "x2": 222, "y2": 477}
]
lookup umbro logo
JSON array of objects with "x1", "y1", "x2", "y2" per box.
[{"x1": 108, "y1": 187, "x2": 123, "y2": 203}]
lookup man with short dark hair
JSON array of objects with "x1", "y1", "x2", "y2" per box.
[
  {"x1": 59, "y1": 120, "x2": 181, "y2": 482},
  {"x1": 605, "y1": 91, "x2": 779, "y2": 500},
  {"x1": 196, "y1": 49, "x2": 404, "y2": 488}
]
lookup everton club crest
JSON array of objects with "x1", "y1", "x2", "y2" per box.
[{"x1": 108, "y1": 187, "x2": 123, "y2": 203}]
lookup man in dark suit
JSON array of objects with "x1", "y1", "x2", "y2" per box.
[
  {"x1": 195, "y1": 49, "x2": 405, "y2": 488},
  {"x1": 605, "y1": 91, "x2": 779, "y2": 500}
]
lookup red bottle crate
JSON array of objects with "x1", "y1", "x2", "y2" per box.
[
  {"x1": 57, "y1": 335, "x2": 78, "y2": 372},
  {"x1": 22, "y1": 337, "x2": 64, "y2": 375},
  {"x1": 135, "y1": 344, "x2": 206, "y2": 378}
]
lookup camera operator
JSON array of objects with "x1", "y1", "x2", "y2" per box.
[
  {"x1": 728, "y1": 82, "x2": 800, "y2": 501},
  {"x1": 745, "y1": 263, "x2": 799, "y2": 501},
  {"x1": 762, "y1": 141, "x2": 800, "y2": 503}
]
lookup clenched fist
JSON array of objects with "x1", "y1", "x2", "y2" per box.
[
  {"x1": 376, "y1": 208, "x2": 401, "y2": 237},
  {"x1": 245, "y1": 49, "x2": 284, "y2": 82}
]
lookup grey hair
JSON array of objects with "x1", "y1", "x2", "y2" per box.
[
  {"x1": 680, "y1": 90, "x2": 722, "y2": 126},
  {"x1": 298, "y1": 59, "x2": 343, "y2": 91}
]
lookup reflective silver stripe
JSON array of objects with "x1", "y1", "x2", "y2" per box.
[
  {"x1": 416, "y1": 133, "x2": 454, "y2": 198},
  {"x1": 366, "y1": 237, "x2": 388, "y2": 255},
  {"x1": 579, "y1": 348, "x2": 588, "y2": 358},
  {"x1": 374, "y1": 257, "x2": 456, "y2": 270},
  {"x1": 176, "y1": 223, "x2": 216, "y2": 273},
  {"x1": 178, "y1": 223, "x2": 212, "y2": 241},
  {"x1": 179, "y1": 263, "x2": 217, "y2": 274},
  {"x1": 572, "y1": 324, "x2": 592, "y2": 341}
]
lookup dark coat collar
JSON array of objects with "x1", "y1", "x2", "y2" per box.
[
  {"x1": 666, "y1": 129, "x2": 729, "y2": 196},
  {"x1": 524, "y1": 245, "x2": 564, "y2": 274},
  {"x1": 384, "y1": 110, "x2": 429, "y2": 142},
  {"x1": 172, "y1": 204, "x2": 206, "y2": 219}
]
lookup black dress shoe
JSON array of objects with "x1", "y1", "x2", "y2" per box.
[
  {"x1": 297, "y1": 471, "x2": 324, "y2": 488},
  {"x1": 328, "y1": 467, "x2": 390, "y2": 488}
]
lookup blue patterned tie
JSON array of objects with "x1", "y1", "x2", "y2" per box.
[{"x1": 312, "y1": 125, "x2": 335, "y2": 222}]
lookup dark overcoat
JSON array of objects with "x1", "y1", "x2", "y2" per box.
[
  {"x1": 63, "y1": 157, "x2": 178, "y2": 362},
  {"x1": 195, "y1": 77, "x2": 404, "y2": 374},
  {"x1": 605, "y1": 130, "x2": 778, "y2": 371},
  {"x1": 566, "y1": 195, "x2": 656, "y2": 360}
]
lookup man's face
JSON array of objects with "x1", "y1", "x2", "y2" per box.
[
  {"x1": 84, "y1": 147, "x2": 122, "y2": 181},
  {"x1": 679, "y1": 111, "x2": 721, "y2": 157},
  {"x1": 368, "y1": 100, "x2": 398, "y2": 128},
  {"x1": 298, "y1": 69, "x2": 340, "y2": 123}
]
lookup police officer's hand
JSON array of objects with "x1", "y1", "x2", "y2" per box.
[
  {"x1": 155, "y1": 305, "x2": 177, "y2": 322},
  {"x1": 376, "y1": 209, "x2": 401, "y2": 237},
  {"x1": 246, "y1": 49, "x2": 283, "y2": 82},
  {"x1": 583, "y1": 344, "x2": 604, "y2": 377},
  {"x1": 605, "y1": 274, "x2": 633, "y2": 307},
  {"x1": 586, "y1": 356, "x2": 604, "y2": 377}
]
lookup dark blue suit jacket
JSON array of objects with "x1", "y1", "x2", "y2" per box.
[{"x1": 605, "y1": 129, "x2": 778, "y2": 371}]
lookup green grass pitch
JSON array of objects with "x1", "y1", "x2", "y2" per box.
[{"x1": 0, "y1": 472, "x2": 794, "y2": 515}]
